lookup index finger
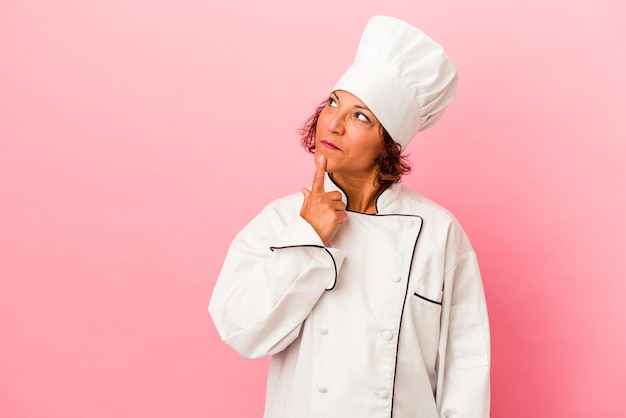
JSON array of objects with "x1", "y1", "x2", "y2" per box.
[{"x1": 311, "y1": 155, "x2": 326, "y2": 194}]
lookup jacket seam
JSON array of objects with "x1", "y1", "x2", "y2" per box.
[{"x1": 444, "y1": 250, "x2": 474, "y2": 276}]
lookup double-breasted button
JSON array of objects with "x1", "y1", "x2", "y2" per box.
[
  {"x1": 406, "y1": 219, "x2": 416, "y2": 229},
  {"x1": 319, "y1": 327, "x2": 328, "y2": 335},
  {"x1": 390, "y1": 273, "x2": 401, "y2": 283},
  {"x1": 381, "y1": 330, "x2": 393, "y2": 341},
  {"x1": 377, "y1": 390, "x2": 390, "y2": 399},
  {"x1": 317, "y1": 386, "x2": 327, "y2": 394}
]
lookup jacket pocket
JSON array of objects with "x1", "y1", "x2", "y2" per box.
[
  {"x1": 412, "y1": 282, "x2": 443, "y2": 307},
  {"x1": 449, "y1": 300, "x2": 488, "y2": 369}
]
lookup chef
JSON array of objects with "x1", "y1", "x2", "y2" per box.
[{"x1": 209, "y1": 15, "x2": 490, "y2": 418}]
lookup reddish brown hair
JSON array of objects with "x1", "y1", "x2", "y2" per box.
[{"x1": 299, "y1": 100, "x2": 411, "y2": 189}]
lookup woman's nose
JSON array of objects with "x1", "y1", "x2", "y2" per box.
[{"x1": 327, "y1": 112, "x2": 345, "y2": 135}]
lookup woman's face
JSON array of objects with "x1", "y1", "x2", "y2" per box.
[{"x1": 315, "y1": 90, "x2": 384, "y2": 179}]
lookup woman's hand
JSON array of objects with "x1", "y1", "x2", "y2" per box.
[{"x1": 300, "y1": 155, "x2": 347, "y2": 246}]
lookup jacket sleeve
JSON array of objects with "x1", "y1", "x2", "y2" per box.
[
  {"x1": 208, "y1": 201, "x2": 346, "y2": 359},
  {"x1": 436, "y1": 246, "x2": 491, "y2": 417}
]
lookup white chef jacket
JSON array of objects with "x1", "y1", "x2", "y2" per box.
[{"x1": 209, "y1": 174, "x2": 490, "y2": 418}]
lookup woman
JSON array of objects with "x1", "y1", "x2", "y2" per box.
[{"x1": 209, "y1": 15, "x2": 490, "y2": 418}]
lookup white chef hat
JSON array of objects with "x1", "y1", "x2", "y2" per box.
[{"x1": 333, "y1": 15, "x2": 458, "y2": 149}]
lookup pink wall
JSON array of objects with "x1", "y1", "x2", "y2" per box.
[{"x1": 1, "y1": 0, "x2": 625, "y2": 416}]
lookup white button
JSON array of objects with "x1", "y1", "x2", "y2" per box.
[
  {"x1": 381, "y1": 331, "x2": 393, "y2": 341},
  {"x1": 317, "y1": 386, "x2": 327, "y2": 393},
  {"x1": 377, "y1": 390, "x2": 389, "y2": 399},
  {"x1": 319, "y1": 327, "x2": 328, "y2": 335},
  {"x1": 390, "y1": 273, "x2": 401, "y2": 283},
  {"x1": 406, "y1": 219, "x2": 415, "y2": 229}
]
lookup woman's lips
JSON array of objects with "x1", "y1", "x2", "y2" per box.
[{"x1": 320, "y1": 140, "x2": 340, "y2": 150}]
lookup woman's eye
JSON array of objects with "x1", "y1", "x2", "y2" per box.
[
  {"x1": 356, "y1": 112, "x2": 370, "y2": 122},
  {"x1": 328, "y1": 97, "x2": 338, "y2": 107}
]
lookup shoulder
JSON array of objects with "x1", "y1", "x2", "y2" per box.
[
  {"x1": 261, "y1": 192, "x2": 303, "y2": 218},
  {"x1": 238, "y1": 192, "x2": 303, "y2": 237},
  {"x1": 386, "y1": 183, "x2": 474, "y2": 254},
  {"x1": 384, "y1": 183, "x2": 457, "y2": 222}
]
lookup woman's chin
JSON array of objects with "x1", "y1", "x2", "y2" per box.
[
  {"x1": 314, "y1": 152, "x2": 333, "y2": 170},
  {"x1": 323, "y1": 160, "x2": 337, "y2": 173}
]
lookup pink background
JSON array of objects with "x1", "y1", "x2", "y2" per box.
[{"x1": 1, "y1": 0, "x2": 625, "y2": 416}]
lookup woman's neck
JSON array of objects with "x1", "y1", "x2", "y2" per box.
[{"x1": 330, "y1": 172, "x2": 383, "y2": 214}]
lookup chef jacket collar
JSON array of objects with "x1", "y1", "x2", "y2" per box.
[{"x1": 324, "y1": 172, "x2": 400, "y2": 215}]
